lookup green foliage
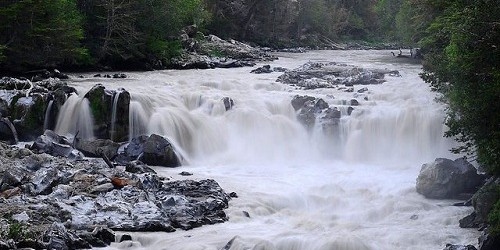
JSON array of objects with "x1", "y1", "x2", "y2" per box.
[
  {"x1": 0, "y1": 45, "x2": 5, "y2": 63},
  {"x1": 0, "y1": 0, "x2": 88, "y2": 70},
  {"x1": 0, "y1": 220, "x2": 32, "y2": 241},
  {"x1": 420, "y1": 0, "x2": 500, "y2": 175},
  {"x1": 489, "y1": 199, "x2": 500, "y2": 236}
]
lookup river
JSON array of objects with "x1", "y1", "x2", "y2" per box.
[{"x1": 65, "y1": 50, "x2": 478, "y2": 250}]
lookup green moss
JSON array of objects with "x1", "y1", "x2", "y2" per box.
[
  {"x1": 208, "y1": 47, "x2": 225, "y2": 58},
  {"x1": 0, "y1": 220, "x2": 33, "y2": 241},
  {"x1": 489, "y1": 198, "x2": 500, "y2": 236}
]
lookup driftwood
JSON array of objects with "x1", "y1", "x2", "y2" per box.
[
  {"x1": 0, "y1": 117, "x2": 19, "y2": 144},
  {"x1": 97, "y1": 147, "x2": 114, "y2": 168}
]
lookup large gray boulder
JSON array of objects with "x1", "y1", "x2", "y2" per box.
[
  {"x1": 416, "y1": 158, "x2": 485, "y2": 199},
  {"x1": 84, "y1": 85, "x2": 130, "y2": 142},
  {"x1": 140, "y1": 134, "x2": 181, "y2": 167}
]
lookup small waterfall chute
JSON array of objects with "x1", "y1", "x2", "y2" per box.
[{"x1": 54, "y1": 94, "x2": 95, "y2": 139}]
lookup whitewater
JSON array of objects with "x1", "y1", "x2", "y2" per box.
[{"x1": 64, "y1": 50, "x2": 479, "y2": 250}]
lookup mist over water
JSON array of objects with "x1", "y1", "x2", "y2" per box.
[{"x1": 67, "y1": 50, "x2": 478, "y2": 250}]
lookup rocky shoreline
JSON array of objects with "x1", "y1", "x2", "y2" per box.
[{"x1": 0, "y1": 141, "x2": 231, "y2": 249}]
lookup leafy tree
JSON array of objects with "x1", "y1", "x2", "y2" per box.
[
  {"x1": 420, "y1": 0, "x2": 500, "y2": 174},
  {"x1": 0, "y1": 0, "x2": 87, "y2": 70}
]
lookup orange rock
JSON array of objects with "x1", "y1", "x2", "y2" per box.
[
  {"x1": 1, "y1": 187, "x2": 22, "y2": 198},
  {"x1": 111, "y1": 177, "x2": 129, "y2": 188}
]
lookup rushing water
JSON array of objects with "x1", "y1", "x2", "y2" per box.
[{"x1": 67, "y1": 50, "x2": 478, "y2": 250}]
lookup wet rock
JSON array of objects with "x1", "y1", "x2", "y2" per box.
[
  {"x1": 179, "y1": 171, "x2": 193, "y2": 176},
  {"x1": 416, "y1": 158, "x2": 486, "y2": 199},
  {"x1": 29, "y1": 167, "x2": 60, "y2": 195},
  {"x1": 74, "y1": 138, "x2": 120, "y2": 159},
  {"x1": 291, "y1": 95, "x2": 341, "y2": 132},
  {"x1": 0, "y1": 77, "x2": 32, "y2": 90},
  {"x1": 459, "y1": 212, "x2": 479, "y2": 228},
  {"x1": 444, "y1": 244, "x2": 477, "y2": 250},
  {"x1": 478, "y1": 229, "x2": 500, "y2": 250},
  {"x1": 357, "y1": 87, "x2": 369, "y2": 93},
  {"x1": 125, "y1": 160, "x2": 156, "y2": 174},
  {"x1": 119, "y1": 234, "x2": 132, "y2": 242},
  {"x1": 471, "y1": 178, "x2": 500, "y2": 226},
  {"x1": 273, "y1": 67, "x2": 288, "y2": 72},
  {"x1": 170, "y1": 34, "x2": 274, "y2": 69},
  {"x1": 139, "y1": 134, "x2": 181, "y2": 168},
  {"x1": 90, "y1": 183, "x2": 114, "y2": 194},
  {"x1": 84, "y1": 84, "x2": 113, "y2": 139},
  {"x1": 222, "y1": 97, "x2": 234, "y2": 111},
  {"x1": 250, "y1": 65, "x2": 272, "y2": 74},
  {"x1": 112, "y1": 73, "x2": 127, "y2": 79},
  {"x1": 347, "y1": 106, "x2": 355, "y2": 115},
  {"x1": 221, "y1": 236, "x2": 238, "y2": 250},
  {"x1": 350, "y1": 99, "x2": 360, "y2": 106},
  {"x1": 277, "y1": 62, "x2": 394, "y2": 89},
  {"x1": 0, "y1": 142, "x2": 230, "y2": 247},
  {"x1": 11, "y1": 93, "x2": 46, "y2": 140},
  {"x1": 30, "y1": 130, "x2": 83, "y2": 160},
  {"x1": 43, "y1": 222, "x2": 90, "y2": 250},
  {"x1": 91, "y1": 227, "x2": 115, "y2": 245},
  {"x1": 291, "y1": 95, "x2": 316, "y2": 111}
]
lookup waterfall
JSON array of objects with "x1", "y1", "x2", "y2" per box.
[
  {"x1": 110, "y1": 90, "x2": 122, "y2": 140},
  {"x1": 87, "y1": 50, "x2": 477, "y2": 250},
  {"x1": 43, "y1": 99, "x2": 54, "y2": 131},
  {"x1": 54, "y1": 94, "x2": 94, "y2": 139}
]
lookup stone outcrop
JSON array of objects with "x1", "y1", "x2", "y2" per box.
[
  {"x1": 0, "y1": 77, "x2": 76, "y2": 141},
  {"x1": 115, "y1": 134, "x2": 181, "y2": 168},
  {"x1": 291, "y1": 95, "x2": 342, "y2": 134},
  {"x1": 416, "y1": 158, "x2": 485, "y2": 199},
  {"x1": 84, "y1": 84, "x2": 130, "y2": 142},
  {"x1": 0, "y1": 142, "x2": 230, "y2": 249},
  {"x1": 171, "y1": 34, "x2": 276, "y2": 69},
  {"x1": 277, "y1": 62, "x2": 399, "y2": 89}
]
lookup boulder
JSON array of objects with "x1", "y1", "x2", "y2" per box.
[
  {"x1": 291, "y1": 95, "x2": 316, "y2": 111},
  {"x1": 250, "y1": 65, "x2": 272, "y2": 74},
  {"x1": 478, "y1": 229, "x2": 500, "y2": 250},
  {"x1": 74, "y1": 138, "x2": 120, "y2": 160},
  {"x1": 416, "y1": 158, "x2": 485, "y2": 199},
  {"x1": 140, "y1": 134, "x2": 181, "y2": 167},
  {"x1": 115, "y1": 134, "x2": 181, "y2": 168},
  {"x1": 277, "y1": 62, "x2": 394, "y2": 89},
  {"x1": 30, "y1": 130, "x2": 83, "y2": 161},
  {"x1": 43, "y1": 222, "x2": 90, "y2": 250},
  {"x1": 443, "y1": 244, "x2": 477, "y2": 250},
  {"x1": 471, "y1": 178, "x2": 500, "y2": 226},
  {"x1": 222, "y1": 97, "x2": 234, "y2": 111},
  {"x1": 11, "y1": 93, "x2": 47, "y2": 140},
  {"x1": 84, "y1": 84, "x2": 114, "y2": 139},
  {"x1": 84, "y1": 85, "x2": 130, "y2": 141}
]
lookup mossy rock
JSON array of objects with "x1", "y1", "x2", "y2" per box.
[
  {"x1": 84, "y1": 84, "x2": 113, "y2": 139},
  {"x1": 11, "y1": 93, "x2": 47, "y2": 140},
  {"x1": 473, "y1": 178, "x2": 500, "y2": 225}
]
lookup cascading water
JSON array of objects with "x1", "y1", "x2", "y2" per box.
[
  {"x1": 67, "y1": 51, "x2": 478, "y2": 250},
  {"x1": 54, "y1": 94, "x2": 95, "y2": 139},
  {"x1": 43, "y1": 99, "x2": 54, "y2": 131},
  {"x1": 110, "y1": 90, "x2": 122, "y2": 140}
]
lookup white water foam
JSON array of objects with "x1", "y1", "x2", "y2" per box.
[{"x1": 65, "y1": 50, "x2": 478, "y2": 250}]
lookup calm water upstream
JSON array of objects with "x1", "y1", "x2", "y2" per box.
[{"x1": 64, "y1": 50, "x2": 478, "y2": 250}]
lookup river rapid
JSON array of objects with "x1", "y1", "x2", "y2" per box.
[{"x1": 67, "y1": 50, "x2": 478, "y2": 250}]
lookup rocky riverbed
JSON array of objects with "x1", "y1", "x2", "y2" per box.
[{"x1": 0, "y1": 142, "x2": 231, "y2": 249}]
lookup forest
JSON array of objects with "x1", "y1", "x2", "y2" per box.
[
  {"x1": 1, "y1": 0, "x2": 499, "y2": 241},
  {"x1": 0, "y1": 0, "x2": 430, "y2": 71}
]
